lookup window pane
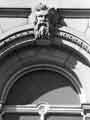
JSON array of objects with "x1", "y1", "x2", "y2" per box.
[
  {"x1": 3, "y1": 114, "x2": 83, "y2": 120},
  {"x1": 86, "y1": 117, "x2": 90, "y2": 120},
  {"x1": 20, "y1": 115, "x2": 39, "y2": 120},
  {"x1": 6, "y1": 70, "x2": 80, "y2": 105},
  {"x1": 3, "y1": 114, "x2": 39, "y2": 120},
  {"x1": 46, "y1": 114, "x2": 83, "y2": 120}
]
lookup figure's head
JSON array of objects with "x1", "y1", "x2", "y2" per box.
[
  {"x1": 34, "y1": 3, "x2": 49, "y2": 25},
  {"x1": 34, "y1": 3, "x2": 49, "y2": 39},
  {"x1": 34, "y1": 3, "x2": 60, "y2": 39}
]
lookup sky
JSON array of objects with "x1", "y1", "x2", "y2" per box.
[{"x1": 0, "y1": 0, "x2": 90, "y2": 8}]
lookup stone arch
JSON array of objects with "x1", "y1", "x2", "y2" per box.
[
  {"x1": 0, "y1": 25, "x2": 89, "y2": 104},
  {"x1": 2, "y1": 64, "x2": 81, "y2": 105}
]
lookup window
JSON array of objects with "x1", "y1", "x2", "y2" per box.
[{"x1": 1, "y1": 70, "x2": 83, "y2": 120}]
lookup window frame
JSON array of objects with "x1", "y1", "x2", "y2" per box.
[{"x1": 1, "y1": 104, "x2": 84, "y2": 120}]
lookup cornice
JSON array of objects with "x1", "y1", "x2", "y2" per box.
[
  {"x1": 0, "y1": 8, "x2": 31, "y2": 18},
  {"x1": 0, "y1": 8, "x2": 90, "y2": 18}
]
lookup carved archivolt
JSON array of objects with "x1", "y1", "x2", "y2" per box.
[{"x1": 0, "y1": 27, "x2": 89, "y2": 58}]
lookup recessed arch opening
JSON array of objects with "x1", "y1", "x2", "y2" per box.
[
  {"x1": 0, "y1": 26, "x2": 88, "y2": 120},
  {"x1": 0, "y1": 26, "x2": 88, "y2": 106},
  {"x1": 2, "y1": 64, "x2": 82, "y2": 105}
]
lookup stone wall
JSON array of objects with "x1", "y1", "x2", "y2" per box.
[{"x1": 0, "y1": 17, "x2": 90, "y2": 44}]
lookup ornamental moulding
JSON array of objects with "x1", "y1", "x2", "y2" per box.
[
  {"x1": 0, "y1": 28, "x2": 89, "y2": 55},
  {"x1": 59, "y1": 31, "x2": 90, "y2": 54},
  {"x1": 0, "y1": 3, "x2": 89, "y2": 57}
]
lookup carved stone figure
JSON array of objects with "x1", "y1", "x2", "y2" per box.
[
  {"x1": 34, "y1": 3, "x2": 49, "y2": 39},
  {"x1": 34, "y1": 3, "x2": 66, "y2": 39}
]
